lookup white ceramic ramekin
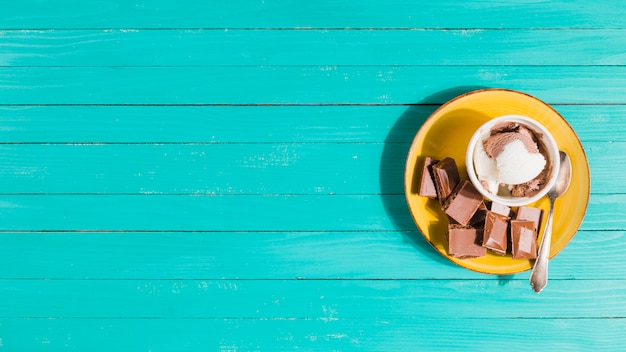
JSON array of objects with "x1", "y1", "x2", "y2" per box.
[{"x1": 466, "y1": 114, "x2": 560, "y2": 207}]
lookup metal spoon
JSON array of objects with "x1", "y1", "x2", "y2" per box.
[{"x1": 530, "y1": 151, "x2": 572, "y2": 293}]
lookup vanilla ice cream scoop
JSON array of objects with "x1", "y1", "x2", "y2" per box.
[{"x1": 492, "y1": 139, "x2": 546, "y2": 184}]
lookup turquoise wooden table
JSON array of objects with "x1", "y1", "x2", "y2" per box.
[{"x1": 1, "y1": 1, "x2": 625, "y2": 350}]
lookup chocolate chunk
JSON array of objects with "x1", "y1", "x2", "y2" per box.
[
  {"x1": 447, "y1": 225, "x2": 486, "y2": 259},
  {"x1": 511, "y1": 220, "x2": 537, "y2": 259},
  {"x1": 489, "y1": 201, "x2": 511, "y2": 217},
  {"x1": 443, "y1": 180, "x2": 483, "y2": 226},
  {"x1": 417, "y1": 156, "x2": 439, "y2": 198},
  {"x1": 516, "y1": 206, "x2": 544, "y2": 233},
  {"x1": 482, "y1": 211, "x2": 509, "y2": 255},
  {"x1": 469, "y1": 201, "x2": 487, "y2": 226},
  {"x1": 432, "y1": 157, "x2": 460, "y2": 203}
]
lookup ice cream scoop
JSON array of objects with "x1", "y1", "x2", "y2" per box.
[
  {"x1": 466, "y1": 115, "x2": 560, "y2": 207},
  {"x1": 473, "y1": 123, "x2": 547, "y2": 194},
  {"x1": 490, "y1": 139, "x2": 546, "y2": 184}
]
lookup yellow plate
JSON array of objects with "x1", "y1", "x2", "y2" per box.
[{"x1": 404, "y1": 88, "x2": 590, "y2": 275}]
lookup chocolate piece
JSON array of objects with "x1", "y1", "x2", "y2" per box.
[
  {"x1": 489, "y1": 201, "x2": 511, "y2": 217},
  {"x1": 516, "y1": 206, "x2": 544, "y2": 233},
  {"x1": 443, "y1": 180, "x2": 483, "y2": 226},
  {"x1": 511, "y1": 220, "x2": 537, "y2": 259},
  {"x1": 417, "y1": 156, "x2": 439, "y2": 198},
  {"x1": 482, "y1": 211, "x2": 509, "y2": 255},
  {"x1": 447, "y1": 225, "x2": 486, "y2": 259},
  {"x1": 469, "y1": 201, "x2": 487, "y2": 226},
  {"x1": 432, "y1": 157, "x2": 460, "y2": 203}
]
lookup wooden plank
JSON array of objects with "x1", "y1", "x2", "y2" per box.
[
  {"x1": 0, "y1": 141, "x2": 613, "y2": 194},
  {"x1": 2, "y1": 104, "x2": 615, "y2": 143},
  {"x1": 0, "y1": 279, "x2": 625, "y2": 319},
  {"x1": 1, "y1": 66, "x2": 626, "y2": 104},
  {"x1": 0, "y1": 143, "x2": 388, "y2": 195},
  {"x1": 0, "y1": 317, "x2": 623, "y2": 351},
  {"x1": 3, "y1": 29, "x2": 626, "y2": 66},
  {"x1": 0, "y1": 230, "x2": 620, "y2": 280},
  {"x1": 0, "y1": 194, "x2": 619, "y2": 231},
  {"x1": 0, "y1": 105, "x2": 419, "y2": 143},
  {"x1": 0, "y1": 0, "x2": 623, "y2": 29}
]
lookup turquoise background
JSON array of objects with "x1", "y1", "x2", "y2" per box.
[{"x1": 1, "y1": 1, "x2": 625, "y2": 350}]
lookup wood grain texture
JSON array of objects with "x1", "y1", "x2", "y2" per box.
[
  {"x1": 0, "y1": 140, "x2": 614, "y2": 194},
  {"x1": 1, "y1": 318, "x2": 624, "y2": 351},
  {"x1": 0, "y1": 230, "x2": 621, "y2": 280},
  {"x1": 0, "y1": 105, "x2": 620, "y2": 143},
  {"x1": 0, "y1": 279, "x2": 625, "y2": 319},
  {"x1": 0, "y1": 194, "x2": 620, "y2": 231},
  {"x1": 2, "y1": 29, "x2": 626, "y2": 66},
  {"x1": 1, "y1": 66, "x2": 626, "y2": 104},
  {"x1": 1, "y1": 0, "x2": 624, "y2": 349},
  {"x1": 1, "y1": 0, "x2": 624, "y2": 29}
]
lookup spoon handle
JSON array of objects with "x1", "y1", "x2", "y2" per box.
[{"x1": 530, "y1": 197, "x2": 555, "y2": 293}]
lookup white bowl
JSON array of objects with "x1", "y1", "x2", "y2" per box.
[{"x1": 465, "y1": 114, "x2": 560, "y2": 207}]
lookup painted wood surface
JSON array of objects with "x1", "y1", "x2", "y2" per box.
[
  {"x1": 0, "y1": 105, "x2": 623, "y2": 142},
  {"x1": 1, "y1": 0, "x2": 625, "y2": 350},
  {"x1": 3, "y1": 29, "x2": 626, "y2": 66},
  {"x1": 1, "y1": 66, "x2": 626, "y2": 104},
  {"x1": 0, "y1": 230, "x2": 623, "y2": 280},
  {"x1": 0, "y1": 141, "x2": 617, "y2": 194},
  {"x1": 1, "y1": 318, "x2": 624, "y2": 351},
  {"x1": 1, "y1": 1, "x2": 625, "y2": 29}
]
